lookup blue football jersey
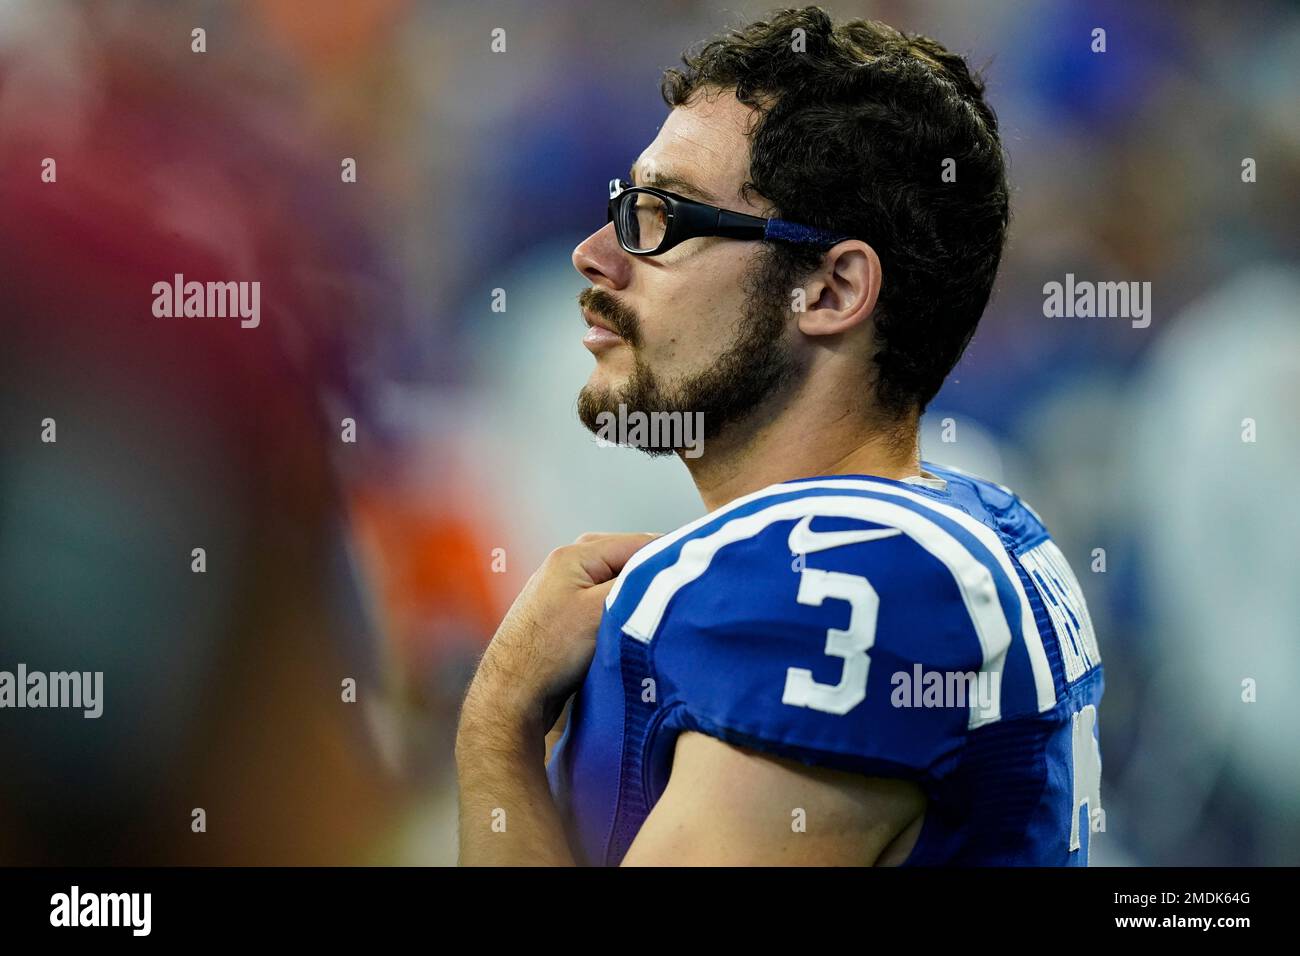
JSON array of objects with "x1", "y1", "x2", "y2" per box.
[{"x1": 547, "y1": 464, "x2": 1104, "y2": 865}]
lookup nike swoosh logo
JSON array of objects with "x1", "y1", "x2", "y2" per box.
[{"x1": 788, "y1": 514, "x2": 902, "y2": 554}]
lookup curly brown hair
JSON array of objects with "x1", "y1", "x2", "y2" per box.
[{"x1": 662, "y1": 6, "x2": 1010, "y2": 415}]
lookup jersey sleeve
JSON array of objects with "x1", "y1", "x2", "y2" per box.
[{"x1": 644, "y1": 513, "x2": 1001, "y2": 782}]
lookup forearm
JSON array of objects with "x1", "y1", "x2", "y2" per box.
[{"x1": 455, "y1": 681, "x2": 576, "y2": 866}]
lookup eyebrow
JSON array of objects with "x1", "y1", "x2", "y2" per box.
[{"x1": 629, "y1": 165, "x2": 718, "y2": 204}]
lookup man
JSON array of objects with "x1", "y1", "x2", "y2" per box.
[{"x1": 456, "y1": 6, "x2": 1103, "y2": 866}]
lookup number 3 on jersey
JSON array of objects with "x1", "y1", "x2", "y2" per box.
[{"x1": 781, "y1": 568, "x2": 877, "y2": 715}]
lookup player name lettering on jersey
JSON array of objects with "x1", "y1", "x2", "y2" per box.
[{"x1": 1019, "y1": 540, "x2": 1101, "y2": 683}]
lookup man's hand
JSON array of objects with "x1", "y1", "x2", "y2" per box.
[
  {"x1": 462, "y1": 531, "x2": 656, "y2": 735},
  {"x1": 456, "y1": 532, "x2": 656, "y2": 866}
]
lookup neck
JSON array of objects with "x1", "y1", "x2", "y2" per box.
[{"x1": 681, "y1": 384, "x2": 921, "y2": 512}]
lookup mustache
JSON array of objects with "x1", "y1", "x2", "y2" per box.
[{"x1": 578, "y1": 287, "x2": 641, "y2": 347}]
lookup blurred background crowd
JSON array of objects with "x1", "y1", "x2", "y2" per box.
[{"x1": 0, "y1": 0, "x2": 1296, "y2": 865}]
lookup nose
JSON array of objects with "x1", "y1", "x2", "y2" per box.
[{"x1": 572, "y1": 222, "x2": 632, "y2": 290}]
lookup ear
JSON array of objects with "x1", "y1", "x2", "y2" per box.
[{"x1": 794, "y1": 240, "x2": 882, "y2": 338}]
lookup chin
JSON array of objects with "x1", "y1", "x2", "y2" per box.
[{"x1": 584, "y1": 362, "x2": 631, "y2": 395}]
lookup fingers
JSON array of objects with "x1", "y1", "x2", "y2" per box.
[
  {"x1": 565, "y1": 531, "x2": 659, "y2": 585},
  {"x1": 571, "y1": 531, "x2": 653, "y2": 546}
]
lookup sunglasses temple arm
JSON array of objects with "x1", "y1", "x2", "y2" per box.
[
  {"x1": 712, "y1": 208, "x2": 770, "y2": 241},
  {"x1": 763, "y1": 218, "x2": 847, "y2": 245}
]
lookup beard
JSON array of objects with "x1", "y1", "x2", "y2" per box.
[{"x1": 576, "y1": 247, "x2": 803, "y2": 457}]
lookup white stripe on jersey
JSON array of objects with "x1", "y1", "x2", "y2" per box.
[
  {"x1": 605, "y1": 479, "x2": 816, "y2": 608},
  {"x1": 620, "y1": 494, "x2": 1014, "y2": 728}
]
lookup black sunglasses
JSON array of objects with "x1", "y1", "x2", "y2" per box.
[{"x1": 606, "y1": 178, "x2": 847, "y2": 256}]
